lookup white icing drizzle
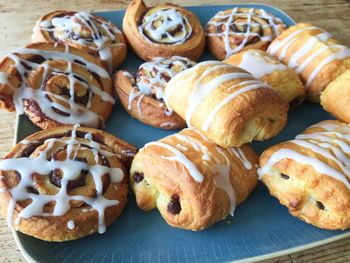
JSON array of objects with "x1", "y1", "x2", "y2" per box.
[
  {"x1": 236, "y1": 50, "x2": 287, "y2": 78},
  {"x1": 267, "y1": 25, "x2": 350, "y2": 89},
  {"x1": 36, "y1": 11, "x2": 124, "y2": 72},
  {"x1": 128, "y1": 56, "x2": 195, "y2": 117},
  {"x1": 259, "y1": 121, "x2": 350, "y2": 189},
  {"x1": 145, "y1": 141, "x2": 204, "y2": 183},
  {"x1": 0, "y1": 126, "x2": 124, "y2": 233},
  {"x1": 160, "y1": 122, "x2": 178, "y2": 128},
  {"x1": 228, "y1": 148, "x2": 253, "y2": 170},
  {"x1": 206, "y1": 8, "x2": 284, "y2": 58},
  {"x1": 138, "y1": 8, "x2": 192, "y2": 45},
  {"x1": 202, "y1": 82, "x2": 270, "y2": 131},
  {"x1": 2, "y1": 45, "x2": 114, "y2": 127},
  {"x1": 67, "y1": 220, "x2": 75, "y2": 230}
]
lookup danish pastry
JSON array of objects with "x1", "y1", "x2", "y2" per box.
[
  {"x1": 0, "y1": 125, "x2": 137, "y2": 241},
  {"x1": 259, "y1": 120, "x2": 350, "y2": 230},
  {"x1": 130, "y1": 128, "x2": 258, "y2": 230},
  {"x1": 123, "y1": 0, "x2": 205, "y2": 61},
  {"x1": 0, "y1": 42, "x2": 114, "y2": 129},
  {"x1": 164, "y1": 61, "x2": 289, "y2": 147},
  {"x1": 268, "y1": 23, "x2": 350, "y2": 102},
  {"x1": 206, "y1": 7, "x2": 287, "y2": 60},
  {"x1": 320, "y1": 70, "x2": 350, "y2": 123},
  {"x1": 224, "y1": 49, "x2": 305, "y2": 108},
  {"x1": 114, "y1": 56, "x2": 195, "y2": 129},
  {"x1": 32, "y1": 10, "x2": 127, "y2": 73}
]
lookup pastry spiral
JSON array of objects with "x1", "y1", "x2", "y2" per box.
[
  {"x1": 206, "y1": 8, "x2": 287, "y2": 60},
  {"x1": 259, "y1": 120, "x2": 350, "y2": 230},
  {"x1": 0, "y1": 42, "x2": 114, "y2": 129},
  {"x1": 0, "y1": 125, "x2": 137, "y2": 241},
  {"x1": 130, "y1": 128, "x2": 258, "y2": 230},
  {"x1": 32, "y1": 11, "x2": 127, "y2": 73},
  {"x1": 164, "y1": 61, "x2": 289, "y2": 147},
  {"x1": 224, "y1": 49, "x2": 305, "y2": 108},
  {"x1": 114, "y1": 56, "x2": 196, "y2": 129},
  {"x1": 321, "y1": 70, "x2": 350, "y2": 123},
  {"x1": 123, "y1": 0, "x2": 205, "y2": 61},
  {"x1": 268, "y1": 23, "x2": 350, "y2": 102}
]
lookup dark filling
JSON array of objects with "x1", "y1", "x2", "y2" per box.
[
  {"x1": 167, "y1": 194, "x2": 181, "y2": 214},
  {"x1": 316, "y1": 201, "x2": 325, "y2": 210},
  {"x1": 133, "y1": 172, "x2": 144, "y2": 183},
  {"x1": 26, "y1": 186, "x2": 39, "y2": 195},
  {"x1": 73, "y1": 59, "x2": 87, "y2": 66},
  {"x1": 289, "y1": 96, "x2": 304, "y2": 109},
  {"x1": 280, "y1": 173, "x2": 290, "y2": 180}
]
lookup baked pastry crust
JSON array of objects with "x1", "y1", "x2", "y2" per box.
[
  {"x1": 321, "y1": 70, "x2": 350, "y2": 123},
  {"x1": 224, "y1": 49, "x2": 305, "y2": 109},
  {"x1": 0, "y1": 125, "x2": 137, "y2": 241},
  {"x1": 164, "y1": 61, "x2": 289, "y2": 147},
  {"x1": 259, "y1": 120, "x2": 350, "y2": 230},
  {"x1": 0, "y1": 42, "x2": 114, "y2": 129},
  {"x1": 206, "y1": 8, "x2": 287, "y2": 60},
  {"x1": 122, "y1": 0, "x2": 205, "y2": 61},
  {"x1": 32, "y1": 10, "x2": 127, "y2": 73},
  {"x1": 114, "y1": 56, "x2": 196, "y2": 129},
  {"x1": 268, "y1": 23, "x2": 350, "y2": 102},
  {"x1": 130, "y1": 128, "x2": 258, "y2": 230}
]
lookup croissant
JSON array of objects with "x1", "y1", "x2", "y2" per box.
[
  {"x1": 0, "y1": 125, "x2": 137, "y2": 241},
  {"x1": 0, "y1": 42, "x2": 114, "y2": 129},
  {"x1": 164, "y1": 61, "x2": 289, "y2": 147},
  {"x1": 206, "y1": 8, "x2": 287, "y2": 60},
  {"x1": 259, "y1": 120, "x2": 350, "y2": 230},
  {"x1": 224, "y1": 49, "x2": 305, "y2": 109},
  {"x1": 114, "y1": 56, "x2": 196, "y2": 129},
  {"x1": 321, "y1": 70, "x2": 350, "y2": 123},
  {"x1": 130, "y1": 128, "x2": 258, "y2": 230},
  {"x1": 32, "y1": 10, "x2": 127, "y2": 73},
  {"x1": 123, "y1": 0, "x2": 205, "y2": 61},
  {"x1": 268, "y1": 23, "x2": 350, "y2": 102}
]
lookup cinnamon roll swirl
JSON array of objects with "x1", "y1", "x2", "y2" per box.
[
  {"x1": 114, "y1": 56, "x2": 196, "y2": 129},
  {"x1": 0, "y1": 42, "x2": 114, "y2": 129},
  {"x1": 123, "y1": 0, "x2": 205, "y2": 61},
  {"x1": 32, "y1": 11, "x2": 127, "y2": 73},
  {"x1": 0, "y1": 125, "x2": 137, "y2": 241},
  {"x1": 206, "y1": 8, "x2": 287, "y2": 60}
]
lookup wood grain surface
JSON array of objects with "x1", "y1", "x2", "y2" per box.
[{"x1": 0, "y1": 0, "x2": 349, "y2": 262}]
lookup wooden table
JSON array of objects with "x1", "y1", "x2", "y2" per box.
[{"x1": 0, "y1": 0, "x2": 350, "y2": 262}]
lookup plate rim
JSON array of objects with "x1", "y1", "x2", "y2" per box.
[{"x1": 10, "y1": 3, "x2": 348, "y2": 263}]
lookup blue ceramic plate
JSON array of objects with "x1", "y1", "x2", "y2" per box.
[{"x1": 12, "y1": 4, "x2": 350, "y2": 263}]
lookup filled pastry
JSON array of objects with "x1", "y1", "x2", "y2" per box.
[
  {"x1": 123, "y1": 0, "x2": 205, "y2": 61},
  {"x1": 0, "y1": 125, "x2": 137, "y2": 241},
  {"x1": 224, "y1": 49, "x2": 305, "y2": 109},
  {"x1": 164, "y1": 61, "x2": 289, "y2": 147},
  {"x1": 0, "y1": 42, "x2": 114, "y2": 129},
  {"x1": 114, "y1": 56, "x2": 196, "y2": 129},
  {"x1": 268, "y1": 23, "x2": 350, "y2": 102},
  {"x1": 32, "y1": 10, "x2": 127, "y2": 73},
  {"x1": 130, "y1": 128, "x2": 258, "y2": 230},
  {"x1": 206, "y1": 7, "x2": 287, "y2": 60},
  {"x1": 259, "y1": 120, "x2": 350, "y2": 230},
  {"x1": 321, "y1": 70, "x2": 350, "y2": 123}
]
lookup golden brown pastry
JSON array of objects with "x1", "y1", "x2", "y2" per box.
[
  {"x1": 259, "y1": 120, "x2": 350, "y2": 230},
  {"x1": 130, "y1": 128, "x2": 258, "y2": 230},
  {"x1": 164, "y1": 61, "x2": 289, "y2": 147},
  {"x1": 268, "y1": 23, "x2": 350, "y2": 102},
  {"x1": 206, "y1": 8, "x2": 287, "y2": 60},
  {"x1": 0, "y1": 42, "x2": 114, "y2": 129},
  {"x1": 321, "y1": 70, "x2": 350, "y2": 123},
  {"x1": 224, "y1": 49, "x2": 305, "y2": 109},
  {"x1": 114, "y1": 56, "x2": 196, "y2": 129},
  {"x1": 32, "y1": 10, "x2": 127, "y2": 73},
  {"x1": 123, "y1": 0, "x2": 205, "y2": 61},
  {"x1": 0, "y1": 125, "x2": 137, "y2": 241}
]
